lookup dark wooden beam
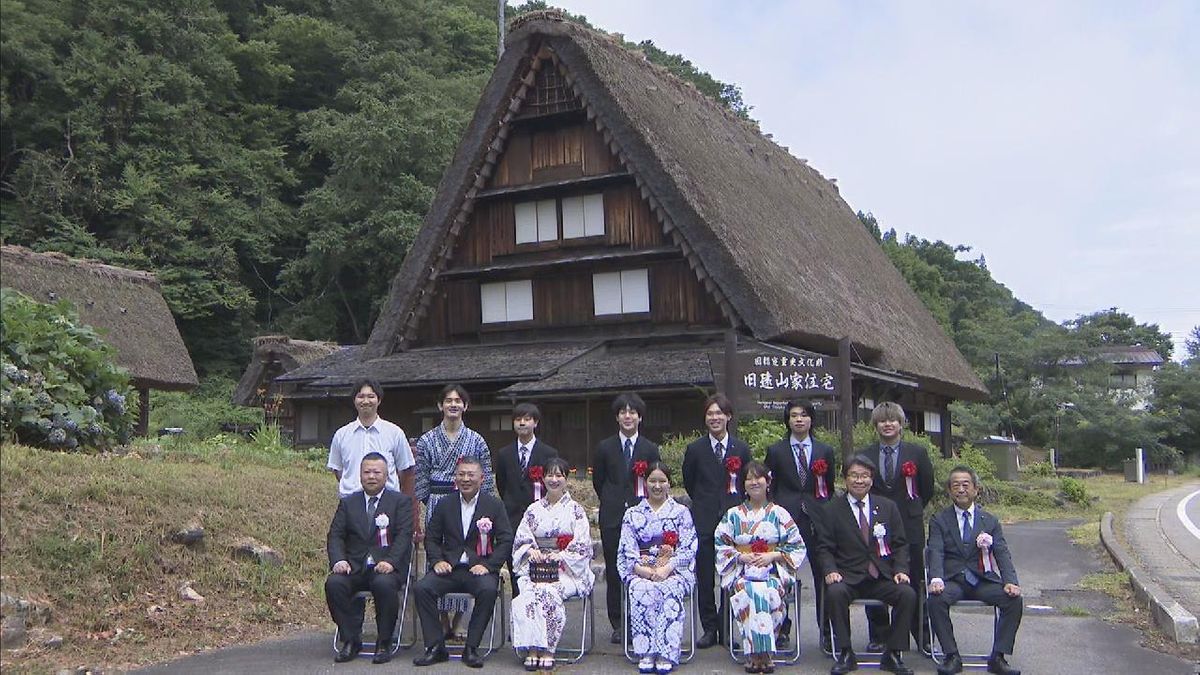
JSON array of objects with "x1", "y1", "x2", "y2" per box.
[{"x1": 473, "y1": 171, "x2": 631, "y2": 200}]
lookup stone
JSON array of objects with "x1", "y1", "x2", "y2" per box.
[
  {"x1": 231, "y1": 537, "x2": 283, "y2": 566},
  {"x1": 1, "y1": 615, "x2": 27, "y2": 650},
  {"x1": 42, "y1": 633, "x2": 63, "y2": 649},
  {"x1": 178, "y1": 582, "x2": 205, "y2": 602},
  {"x1": 171, "y1": 522, "x2": 205, "y2": 546}
]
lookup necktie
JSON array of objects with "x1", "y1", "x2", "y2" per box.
[
  {"x1": 519, "y1": 445, "x2": 529, "y2": 470},
  {"x1": 367, "y1": 496, "x2": 379, "y2": 528},
  {"x1": 624, "y1": 438, "x2": 633, "y2": 468},
  {"x1": 962, "y1": 510, "x2": 979, "y2": 586},
  {"x1": 882, "y1": 446, "x2": 895, "y2": 485},
  {"x1": 714, "y1": 441, "x2": 725, "y2": 462},
  {"x1": 794, "y1": 443, "x2": 809, "y2": 486},
  {"x1": 856, "y1": 500, "x2": 880, "y2": 578}
]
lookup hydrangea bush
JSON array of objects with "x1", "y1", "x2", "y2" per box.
[{"x1": 1, "y1": 288, "x2": 136, "y2": 449}]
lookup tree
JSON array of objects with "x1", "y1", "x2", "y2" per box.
[{"x1": 1065, "y1": 309, "x2": 1174, "y2": 361}]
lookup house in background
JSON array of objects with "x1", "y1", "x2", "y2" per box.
[
  {"x1": 1059, "y1": 344, "x2": 1164, "y2": 410},
  {"x1": 232, "y1": 335, "x2": 343, "y2": 442},
  {"x1": 274, "y1": 11, "x2": 988, "y2": 465},
  {"x1": 1, "y1": 245, "x2": 199, "y2": 434}
]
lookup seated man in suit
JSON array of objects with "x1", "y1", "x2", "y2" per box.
[
  {"x1": 682, "y1": 392, "x2": 751, "y2": 648},
  {"x1": 494, "y1": 402, "x2": 558, "y2": 598},
  {"x1": 413, "y1": 456, "x2": 514, "y2": 668},
  {"x1": 325, "y1": 452, "x2": 414, "y2": 664},
  {"x1": 816, "y1": 455, "x2": 916, "y2": 675},
  {"x1": 927, "y1": 466, "x2": 1023, "y2": 675}
]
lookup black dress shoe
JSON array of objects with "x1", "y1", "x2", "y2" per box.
[
  {"x1": 697, "y1": 629, "x2": 719, "y2": 649},
  {"x1": 412, "y1": 645, "x2": 449, "y2": 666},
  {"x1": 462, "y1": 646, "x2": 484, "y2": 668},
  {"x1": 937, "y1": 653, "x2": 963, "y2": 675},
  {"x1": 865, "y1": 641, "x2": 886, "y2": 654},
  {"x1": 334, "y1": 638, "x2": 361, "y2": 663},
  {"x1": 987, "y1": 653, "x2": 1020, "y2": 675},
  {"x1": 611, "y1": 628, "x2": 623, "y2": 644},
  {"x1": 830, "y1": 649, "x2": 858, "y2": 674},
  {"x1": 879, "y1": 650, "x2": 914, "y2": 675},
  {"x1": 371, "y1": 641, "x2": 393, "y2": 664}
]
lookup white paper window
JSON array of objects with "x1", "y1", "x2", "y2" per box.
[
  {"x1": 583, "y1": 193, "x2": 605, "y2": 236},
  {"x1": 536, "y1": 199, "x2": 557, "y2": 241},
  {"x1": 481, "y1": 280, "x2": 533, "y2": 323},
  {"x1": 515, "y1": 202, "x2": 538, "y2": 244},
  {"x1": 514, "y1": 199, "x2": 559, "y2": 243},
  {"x1": 561, "y1": 193, "x2": 605, "y2": 239},
  {"x1": 593, "y1": 269, "x2": 650, "y2": 316},
  {"x1": 924, "y1": 411, "x2": 943, "y2": 433}
]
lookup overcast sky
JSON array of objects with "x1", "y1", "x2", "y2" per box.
[{"x1": 546, "y1": 1, "x2": 1199, "y2": 359}]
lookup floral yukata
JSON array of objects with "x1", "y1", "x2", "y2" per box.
[
  {"x1": 415, "y1": 422, "x2": 494, "y2": 612},
  {"x1": 618, "y1": 497, "x2": 697, "y2": 665},
  {"x1": 510, "y1": 491, "x2": 595, "y2": 653},
  {"x1": 715, "y1": 502, "x2": 806, "y2": 655}
]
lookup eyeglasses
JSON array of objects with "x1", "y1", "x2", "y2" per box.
[{"x1": 846, "y1": 472, "x2": 873, "y2": 481}]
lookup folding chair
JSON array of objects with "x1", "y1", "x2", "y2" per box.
[
  {"x1": 818, "y1": 584, "x2": 888, "y2": 667},
  {"x1": 724, "y1": 581, "x2": 802, "y2": 665},
  {"x1": 622, "y1": 582, "x2": 697, "y2": 664},
  {"x1": 923, "y1": 548, "x2": 1002, "y2": 668},
  {"x1": 331, "y1": 555, "x2": 417, "y2": 658},
  {"x1": 441, "y1": 574, "x2": 507, "y2": 661}
]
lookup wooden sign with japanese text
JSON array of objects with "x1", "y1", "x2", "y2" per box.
[{"x1": 711, "y1": 347, "x2": 840, "y2": 414}]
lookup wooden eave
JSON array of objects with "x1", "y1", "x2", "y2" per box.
[
  {"x1": 439, "y1": 245, "x2": 680, "y2": 279},
  {"x1": 473, "y1": 170, "x2": 632, "y2": 200}
]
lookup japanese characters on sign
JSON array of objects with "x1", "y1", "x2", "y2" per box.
[{"x1": 741, "y1": 354, "x2": 836, "y2": 394}]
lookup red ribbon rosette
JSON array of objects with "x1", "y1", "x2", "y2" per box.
[
  {"x1": 901, "y1": 460, "x2": 918, "y2": 499},
  {"x1": 750, "y1": 538, "x2": 770, "y2": 554},
  {"x1": 811, "y1": 458, "x2": 830, "y2": 499},
  {"x1": 633, "y1": 460, "x2": 649, "y2": 499},
  {"x1": 724, "y1": 456, "x2": 742, "y2": 495},
  {"x1": 556, "y1": 533, "x2": 573, "y2": 551},
  {"x1": 528, "y1": 464, "x2": 545, "y2": 500},
  {"x1": 661, "y1": 530, "x2": 679, "y2": 548}
]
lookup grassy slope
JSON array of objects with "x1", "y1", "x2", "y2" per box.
[{"x1": 0, "y1": 443, "x2": 334, "y2": 671}]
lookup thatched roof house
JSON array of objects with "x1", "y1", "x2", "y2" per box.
[
  {"x1": 1, "y1": 245, "x2": 198, "y2": 434},
  {"x1": 277, "y1": 11, "x2": 987, "y2": 459},
  {"x1": 233, "y1": 335, "x2": 342, "y2": 407}
]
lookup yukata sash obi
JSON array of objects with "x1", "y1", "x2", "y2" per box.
[
  {"x1": 429, "y1": 479, "x2": 456, "y2": 495},
  {"x1": 734, "y1": 541, "x2": 776, "y2": 581},
  {"x1": 529, "y1": 536, "x2": 566, "y2": 583}
]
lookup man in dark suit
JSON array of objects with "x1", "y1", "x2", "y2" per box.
[
  {"x1": 927, "y1": 466, "x2": 1023, "y2": 675},
  {"x1": 765, "y1": 398, "x2": 836, "y2": 648},
  {"x1": 494, "y1": 402, "x2": 559, "y2": 598},
  {"x1": 592, "y1": 391, "x2": 661, "y2": 644},
  {"x1": 325, "y1": 452, "x2": 415, "y2": 664},
  {"x1": 816, "y1": 455, "x2": 916, "y2": 675},
  {"x1": 682, "y1": 393, "x2": 752, "y2": 648},
  {"x1": 859, "y1": 402, "x2": 934, "y2": 651},
  {"x1": 412, "y1": 457, "x2": 513, "y2": 668}
]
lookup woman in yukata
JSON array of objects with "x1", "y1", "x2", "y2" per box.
[
  {"x1": 715, "y1": 460, "x2": 807, "y2": 674},
  {"x1": 414, "y1": 383, "x2": 495, "y2": 636},
  {"x1": 510, "y1": 457, "x2": 595, "y2": 671},
  {"x1": 618, "y1": 461, "x2": 697, "y2": 674}
]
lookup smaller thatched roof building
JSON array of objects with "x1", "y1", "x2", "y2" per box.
[
  {"x1": 233, "y1": 335, "x2": 342, "y2": 407},
  {"x1": 1, "y1": 245, "x2": 198, "y2": 392}
]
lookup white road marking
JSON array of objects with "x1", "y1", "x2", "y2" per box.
[{"x1": 1177, "y1": 489, "x2": 1200, "y2": 542}]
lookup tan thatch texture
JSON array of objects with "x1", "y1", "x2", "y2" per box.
[
  {"x1": 232, "y1": 336, "x2": 342, "y2": 405},
  {"x1": 365, "y1": 13, "x2": 986, "y2": 400},
  {"x1": 1, "y1": 245, "x2": 198, "y2": 390}
]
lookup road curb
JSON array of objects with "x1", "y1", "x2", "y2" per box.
[{"x1": 1099, "y1": 511, "x2": 1199, "y2": 644}]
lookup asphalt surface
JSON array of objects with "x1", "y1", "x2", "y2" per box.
[
  {"x1": 137, "y1": 519, "x2": 1198, "y2": 674},
  {"x1": 1125, "y1": 482, "x2": 1200, "y2": 620}
]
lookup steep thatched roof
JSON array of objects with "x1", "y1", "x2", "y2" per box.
[
  {"x1": 232, "y1": 335, "x2": 342, "y2": 405},
  {"x1": 365, "y1": 11, "x2": 987, "y2": 400},
  {"x1": 1, "y1": 245, "x2": 198, "y2": 390}
]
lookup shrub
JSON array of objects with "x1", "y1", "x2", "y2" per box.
[
  {"x1": 1060, "y1": 476, "x2": 1090, "y2": 504},
  {"x1": 1023, "y1": 461, "x2": 1056, "y2": 478},
  {"x1": 148, "y1": 376, "x2": 261, "y2": 439},
  {"x1": 0, "y1": 288, "x2": 135, "y2": 449},
  {"x1": 737, "y1": 417, "x2": 786, "y2": 461},
  {"x1": 658, "y1": 432, "x2": 695, "y2": 481}
]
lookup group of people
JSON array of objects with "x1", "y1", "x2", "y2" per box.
[{"x1": 322, "y1": 379, "x2": 1024, "y2": 675}]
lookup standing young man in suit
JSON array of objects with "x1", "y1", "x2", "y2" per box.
[
  {"x1": 764, "y1": 398, "x2": 836, "y2": 648},
  {"x1": 927, "y1": 467, "x2": 1023, "y2": 675},
  {"x1": 816, "y1": 455, "x2": 916, "y2": 675},
  {"x1": 860, "y1": 402, "x2": 934, "y2": 651},
  {"x1": 325, "y1": 452, "x2": 415, "y2": 664},
  {"x1": 592, "y1": 391, "x2": 661, "y2": 644},
  {"x1": 682, "y1": 393, "x2": 752, "y2": 648},
  {"x1": 412, "y1": 457, "x2": 513, "y2": 668},
  {"x1": 494, "y1": 402, "x2": 559, "y2": 597}
]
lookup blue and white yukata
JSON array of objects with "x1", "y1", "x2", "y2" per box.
[
  {"x1": 618, "y1": 497, "x2": 697, "y2": 665},
  {"x1": 715, "y1": 502, "x2": 806, "y2": 656}
]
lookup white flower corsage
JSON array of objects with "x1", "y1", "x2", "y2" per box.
[
  {"x1": 375, "y1": 513, "x2": 390, "y2": 529},
  {"x1": 872, "y1": 523, "x2": 887, "y2": 538},
  {"x1": 975, "y1": 532, "x2": 993, "y2": 549}
]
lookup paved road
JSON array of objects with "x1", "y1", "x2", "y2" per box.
[
  {"x1": 1125, "y1": 482, "x2": 1200, "y2": 620},
  {"x1": 138, "y1": 520, "x2": 1197, "y2": 674}
]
